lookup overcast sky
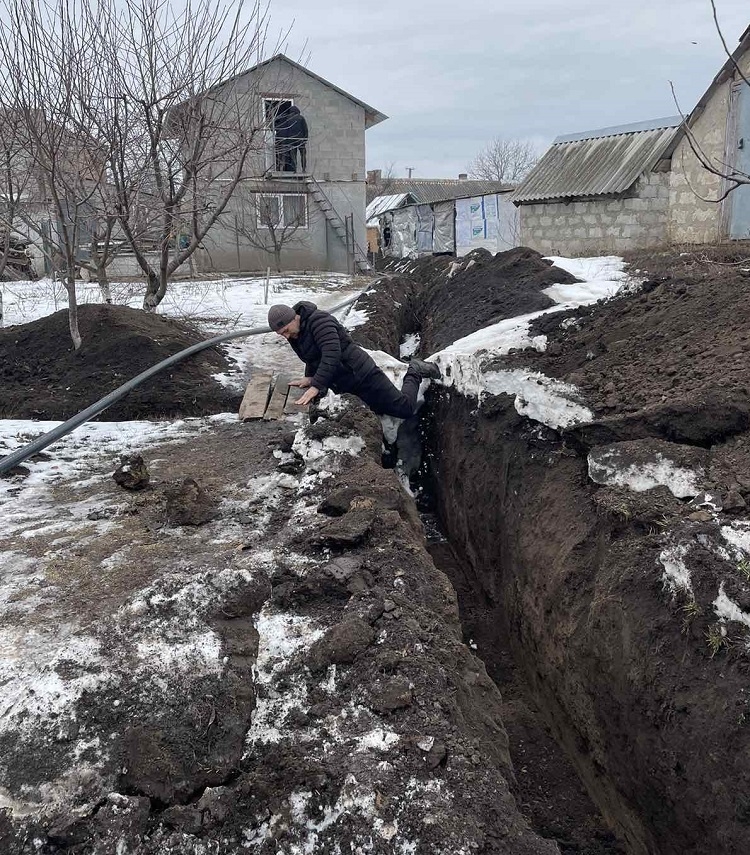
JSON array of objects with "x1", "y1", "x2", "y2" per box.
[{"x1": 268, "y1": 0, "x2": 749, "y2": 179}]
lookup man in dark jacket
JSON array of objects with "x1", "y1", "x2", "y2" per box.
[
  {"x1": 285, "y1": 105, "x2": 308, "y2": 173},
  {"x1": 267, "y1": 302, "x2": 440, "y2": 416}
]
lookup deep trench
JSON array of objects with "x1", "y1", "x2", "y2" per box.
[{"x1": 393, "y1": 404, "x2": 628, "y2": 855}]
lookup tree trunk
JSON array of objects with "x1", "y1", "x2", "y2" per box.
[
  {"x1": 97, "y1": 265, "x2": 112, "y2": 304},
  {"x1": 273, "y1": 247, "x2": 282, "y2": 273},
  {"x1": 143, "y1": 269, "x2": 162, "y2": 311},
  {"x1": 65, "y1": 274, "x2": 82, "y2": 350}
]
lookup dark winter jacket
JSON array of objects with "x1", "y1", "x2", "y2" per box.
[
  {"x1": 285, "y1": 106, "x2": 308, "y2": 142},
  {"x1": 289, "y1": 301, "x2": 376, "y2": 395}
]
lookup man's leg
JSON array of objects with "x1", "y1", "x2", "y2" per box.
[{"x1": 354, "y1": 366, "x2": 423, "y2": 419}]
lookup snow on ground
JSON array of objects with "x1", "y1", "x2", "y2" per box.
[
  {"x1": 0, "y1": 273, "x2": 364, "y2": 390},
  {"x1": 587, "y1": 448, "x2": 702, "y2": 498},
  {"x1": 430, "y1": 254, "x2": 633, "y2": 430},
  {"x1": 399, "y1": 332, "x2": 421, "y2": 359}
]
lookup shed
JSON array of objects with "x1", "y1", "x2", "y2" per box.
[{"x1": 513, "y1": 116, "x2": 681, "y2": 256}]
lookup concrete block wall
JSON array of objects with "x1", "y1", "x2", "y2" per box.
[
  {"x1": 668, "y1": 50, "x2": 750, "y2": 243},
  {"x1": 519, "y1": 172, "x2": 670, "y2": 255},
  {"x1": 196, "y1": 180, "x2": 366, "y2": 274},
  {"x1": 236, "y1": 57, "x2": 366, "y2": 183},
  {"x1": 198, "y1": 57, "x2": 369, "y2": 273}
]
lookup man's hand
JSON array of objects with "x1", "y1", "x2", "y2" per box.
[
  {"x1": 289, "y1": 377, "x2": 313, "y2": 388},
  {"x1": 296, "y1": 386, "x2": 320, "y2": 406}
]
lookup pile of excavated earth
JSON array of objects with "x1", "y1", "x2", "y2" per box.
[
  {"x1": 0, "y1": 304, "x2": 239, "y2": 420},
  {"x1": 1, "y1": 243, "x2": 750, "y2": 854}
]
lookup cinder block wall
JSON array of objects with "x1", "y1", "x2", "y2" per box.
[
  {"x1": 519, "y1": 172, "x2": 670, "y2": 255},
  {"x1": 203, "y1": 57, "x2": 367, "y2": 272},
  {"x1": 668, "y1": 51, "x2": 750, "y2": 243}
]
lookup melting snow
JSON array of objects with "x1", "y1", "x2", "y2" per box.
[
  {"x1": 587, "y1": 449, "x2": 701, "y2": 498},
  {"x1": 429, "y1": 254, "x2": 635, "y2": 429},
  {"x1": 659, "y1": 544, "x2": 693, "y2": 594},
  {"x1": 714, "y1": 583, "x2": 750, "y2": 632},
  {"x1": 399, "y1": 333, "x2": 421, "y2": 359}
]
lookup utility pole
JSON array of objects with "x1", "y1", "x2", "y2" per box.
[{"x1": 406, "y1": 167, "x2": 415, "y2": 178}]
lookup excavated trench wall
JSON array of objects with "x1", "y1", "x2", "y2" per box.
[
  {"x1": 352, "y1": 253, "x2": 750, "y2": 855},
  {"x1": 422, "y1": 388, "x2": 750, "y2": 855}
]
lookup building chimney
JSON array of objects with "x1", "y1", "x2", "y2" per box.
[
  {"x1": 367, "y1": 169, "x2": 382, "y2": 184},
  {"x1": 458, "y1": 173, "x2": 468, "y2": 180}
]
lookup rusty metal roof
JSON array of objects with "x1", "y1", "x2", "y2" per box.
[{"x1": 512, "y1": 116, "x2": 682, "y2": 204}]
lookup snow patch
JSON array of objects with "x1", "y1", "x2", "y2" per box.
[
  {"x1": 399, "y1": 333, "x2": 421, "y2": 359},
  {"x1": 587, "y1": 450, "x2": 701, "y2": 498},
  {"x1": 714, "y1": 583, "x2": 750, "y2": 632},
  {"x1": 659, "y1": 544, "x2": 693, "y2": 594}
]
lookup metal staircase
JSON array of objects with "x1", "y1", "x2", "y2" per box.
[{"x1": 305, "y1": 176, "x2": 371, "y2": 274}]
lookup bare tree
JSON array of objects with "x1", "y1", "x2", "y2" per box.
[
  {"x1": 0, "y1": 112, "x2": 36, "y2": 281},
  {"x1": 230, "y1": 186, "x2": 311, "y2": 272},
  {"x1": 93, "y1": 0, "x2": 280, "y2": 310},
  {"x1": 469, "y1": 138, "x2": 540, "y2": 184},
  {"x1": 0, "y1": 0, "x2": 114, "y2": 349}
]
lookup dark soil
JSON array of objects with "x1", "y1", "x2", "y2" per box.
[
  {"x1": 356, "y1": 243, "x2": 750, "y2": 854},
  {"x1": 501, "y1": 248, "x2": 750, "y2": 444},
  {"x1": 0, "y1": 304, "x2": 240, "y2": 420},
  {"x1": 353, "y1": 247, "x2": 579, "y2": 357},
  {"x1": 1, "y1": 405, "x2": 561, "y2": 854},
  {"x1": 428, "y1": 539, "x2": 625, "y2": 855}
]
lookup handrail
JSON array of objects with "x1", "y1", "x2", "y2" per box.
[{"x1": 0, "y1": 290, "x2": 366, "y2": 476}]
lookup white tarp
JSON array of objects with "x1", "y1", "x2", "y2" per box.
[
  {"x1": 433, "y1": 201, "x2": 455, "y2": 253},
  {"x1": 416, "y1": 205, "x2": 435, "y2": 255},
  {"x1": 456, "y1": 193, "x2": 519, "y2": 256}
]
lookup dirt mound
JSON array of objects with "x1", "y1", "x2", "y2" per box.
[
  {"x1": 505, "y1": 250, "x2": 750, "y2": 445},
  {"x1": 353, "y1": 247, "x2": 579, "y2": 357},
  {"x1": 0, "y1": 304, "x2": 240, "y2": 420}
]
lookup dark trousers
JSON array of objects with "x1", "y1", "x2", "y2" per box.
[{"x1": 337, "y1": 366, "x2": 421, "y2": 419}]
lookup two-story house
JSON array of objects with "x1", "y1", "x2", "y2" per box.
[{"x1": 196, "y1": 54, "x2": 386, "y2": 275}]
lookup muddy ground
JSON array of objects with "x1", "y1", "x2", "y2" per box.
[
  {"x1": 4, "y1": 244, "x2": 750, "y2": 854},
  {"x1": 355, "y1": 247, "x2": 578, "y2": 356},
  {"x1": 358, "y1": 245, "x2": 750, "y2": 854},
  {"x1": 0, "y1": 304, "x2": 240, "y2": 420},
  {"x1": 0, "y1": 399, "x2": 566, "y2": 854}
]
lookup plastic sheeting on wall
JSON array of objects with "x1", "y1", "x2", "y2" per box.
[
  {"x1": 416, "y1": 205, "x2": 435, "y2": 254},
  {"x1": 433, "y1": 201, "x2": 455, "y2": 253},
  {"x1": 389, "y1": 207, "x2": 418, "y2": 258},
  {"x1": 455, "y1": 193, "x2": 520, "y2": 256}
]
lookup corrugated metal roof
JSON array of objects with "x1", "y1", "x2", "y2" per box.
[
  {"x1": 374, "y1": 179, "x2": 513, "y2": 204},
  {"x1": 366, "y1": 193, "x2": 410, "y2": 226},
  {"x1": 512, "y1": 117, "x2": 682, "y2": 204}
]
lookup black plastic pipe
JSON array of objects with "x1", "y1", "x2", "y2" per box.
[{"x1": 0, "y1": 290, "x2": 366, "y2": 476}]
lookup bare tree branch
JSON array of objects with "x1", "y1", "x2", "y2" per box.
[{"x1": 468, "y1": 138, "x2": 540, "y2": 183}]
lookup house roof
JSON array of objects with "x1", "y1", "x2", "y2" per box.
[
  {"x1": 512, "y1": 116, "x2": 682, "y2": 204},
  {"x1": 371, "y1": 179, "x2": 513, "y2": 205},
  {"x1": 366, "y1": 193, "x2": 413, "y2": 227},
  {"x1": 230, "y1": 54, "x2": 387, "y2": 129},
  {"x1": 665, "y1": 25, "x2": 750, "y2": 156}
]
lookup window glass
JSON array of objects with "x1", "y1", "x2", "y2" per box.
[
  {"x1": 283, "y1": 194, "x2": 307, "y2": 227},
  {"x1": 257, "y1": 194, "x2": 281, "y2": 227}
]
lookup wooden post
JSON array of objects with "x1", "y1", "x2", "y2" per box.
[{"x1": 235, "y1": 214, "x2": 241, "y2": 272}]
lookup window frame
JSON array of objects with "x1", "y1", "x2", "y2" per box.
[{"x1": 256, "y1": 192, "x2": 308, "y2": 230}]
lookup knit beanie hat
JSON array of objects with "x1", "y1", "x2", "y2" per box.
[{"x1": 268, "y1": 304, "x2": 296, "y2": 331}]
